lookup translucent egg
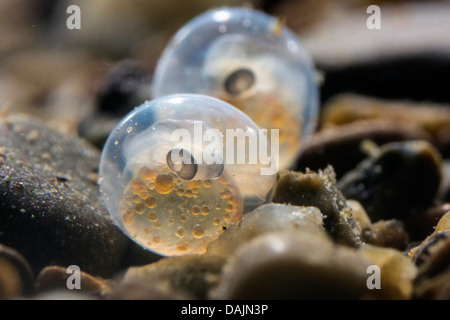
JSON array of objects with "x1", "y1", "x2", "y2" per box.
[
  {"x1": 98, "y1": 94, "x2": 276, "y2": 256},
  {"x1": 152, "y1": 7, "x2": 319, "y2": 170}
]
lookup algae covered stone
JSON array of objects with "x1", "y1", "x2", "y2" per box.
[{"x1": 274, "y1": 167, "x2": 361, "y2": 246}]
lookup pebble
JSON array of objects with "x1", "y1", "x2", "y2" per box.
[
  {"x1": 321, "y1": 94, "x2": 450, "y2": 158},
  {"x1": 211, "y1": 232, "x2": 371, "y2": 299},
  {"x1": 36, "y1": 266, "x2": 115, "y2": 298},
  {"x1": 0, "y1": 243, "x2": 34, "y2": 299},
  {"x1": 410, "y1": 231, "x2": 450, "y2": 299},
  {"x1": 32, "y1": 290, "x2": 93, "y2": 300},
  {"x1": 124, "y1": 255, "x2": 226, "y2": 300},
  {"x1": 206, "y1": 203, "x2": 325, "y2": 257},
  {"x1": 414, "y1": 270, "x2": 450, "y2": 300},
  {"x1": 96, "y1": 59, "x2": 152, "y2": 116},
  {"x1": 0, "y1": 244, "x2": 35, "y2": 298},
  {"x1": 361, "y1": 219, "x2": 409, "y2": 251},
  {"x1": 359, "y1": 244, "x2": 418, "y2": 300},
  {"x1": 338, "y1": 141, "x2": 442, "y2": 222},
  {"x1": 434, "y1": 209, "x2": 450, "y2": 234},
  {"x1": 295, "y1": 119, "x2": 431, "y2": 178},
  {"x1": 410, "y1": 230, "x2": 450, "y2": 269},
  {"x1": 0, "y1": 114, "x2": 128, "y2": 277},
  {"x1": 0, "y1": 258, "x2": 26, "y2": 300},
  {"x1": 105, "y1": 281, "x2": 186, "y2": 300},
  {"x1": 274, "y1": 167, "x2": 361, "y2": 246},
  {"x1": 418, "y1": 235, "x2": 450, "y2": 281},
  {"x1": 79, "y1": 60, "x2": 152, "y2": 148}
]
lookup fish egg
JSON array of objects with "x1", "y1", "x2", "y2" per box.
[
  {"x1": 99, "y1": 94, "x2": 276, "y2": 256},
  {"x1": 152, "y1": 7, "x2": 319, "y2": 170}
]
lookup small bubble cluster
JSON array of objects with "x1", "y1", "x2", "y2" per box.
[{"x1": 119, "y1": 167, "x2": 241, "y2": 255}]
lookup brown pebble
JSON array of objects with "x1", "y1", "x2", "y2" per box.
[
  {"x1": 434, "y1": 207, "x2": 450, "y2": 234},
  {"x1": 36, "y1": 265, "x2": 115, "y2": 298},
  {"x1": 410, "y1": 230, "x2": 450, "y2": 274},
  {"x1": 413, "y1": 232, "x2": 450, "y2": 278},
  {"x1": 0, "y1": 243, "x2": 34, "y2": 299},
  {"x1": 274, "y1": 167, "x2": 361, "y2": 247},
  {"x1": 359, "y1": 244, "x2": 418, "y2": 300},
  {"x1": 362, "y1": 219, "x2": 409, "y2": 250},
  {"x1": 321, "y1": 94, "x2": 450, "y2": 149},
  {"x1": 212, "y1": 232, "x2": 371, "y2": 300},
  {"x1": 410, "y1": 231, "x2": 450, "y2": 299},
  {"x1": 124, "y1": 255, "x2": 226, "y2": 300},
  {"x1": 414, "y1": 269, "x2": 450, "y2": 300},
  {"x1": 0, "y1": 258, "x2": 22, "y2": 300},
  {"x1": 105, "y1": 281, "x2": 187, "y2": 300},
  {"x1": 296, "y1": 119, "x2": 431, "y2": 178}
]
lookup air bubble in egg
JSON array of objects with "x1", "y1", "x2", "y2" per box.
[
  {"x1": 98, "y1": 94, "x2": 276, "y2": 256},
  {"x1": 152, "y1": 7, "x2": 319, "y2": 170}
]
